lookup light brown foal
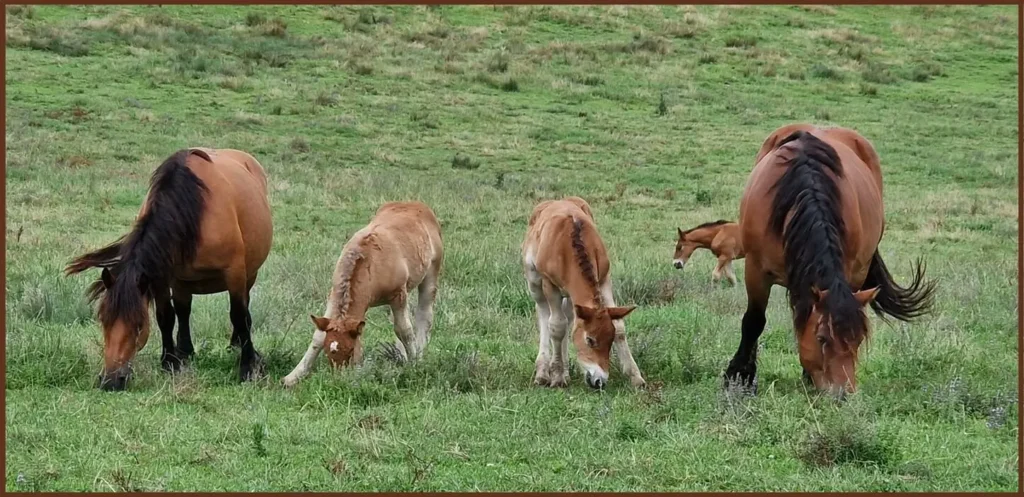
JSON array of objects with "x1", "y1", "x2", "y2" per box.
[
  {"x1": 673, "y1": 220, "x2": 745, "y2": 285},
  {"x1": 522, "y1": 196, "x2": 645, "y2": 390},
  {"x1": 283, "y1": 201, "x2": 443, "y2": 387}
]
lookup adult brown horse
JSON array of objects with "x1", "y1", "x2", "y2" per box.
[
  {"x1": 66, "y1": 148, "x2": 273, "y2": 391},
  {"x1": 725, "y1": 124, "x2": 935, "y2": 397}
]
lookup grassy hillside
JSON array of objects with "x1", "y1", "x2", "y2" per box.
[{"x1": 4, "y1": 5, "x2": 1018, "y2": 491}]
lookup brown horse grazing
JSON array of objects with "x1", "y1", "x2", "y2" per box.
[
  {"x1": 282, "y1": 201, "x2": 443, "y2": 387},
  {"x1": 726, "y1": 124, "x2": 935, "y2": 397},
  {"x1": 66, "y1": 148, "x2": 273, "y2": 391},
  {"x1": 673, "y1": 220, "x2": 745, "y2": 286},
  {"x1": 522, "y1": 196, "x2": 645, "y2": 390}
]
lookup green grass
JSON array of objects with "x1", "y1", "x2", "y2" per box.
[{"x1": 5, "y1": 5, "x2": 1019, "y2": 491}]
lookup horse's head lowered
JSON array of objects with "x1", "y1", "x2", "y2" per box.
[
  {"x1": 798, "y1": 286, "x2": 879, "y2": 397},
  {"x1": 572, "y1": 304, "x2": 636, "y2": 389},
  {"x1": 310, "y1": 315, "x2": 365, "y2": 368}
]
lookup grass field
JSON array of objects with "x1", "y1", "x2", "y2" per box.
[{"x1": 4, "y1": 4, "x2": 1019, "y2": 491}]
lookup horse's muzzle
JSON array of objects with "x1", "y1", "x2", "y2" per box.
[
  {"x1": 585, "y1": 371, "x2": 606, "y2": 390},
  {"x1": 673, "y1": 259, "x2": 685, "y2": 270},
  {"x1": 97, "y1": 367, "x2": 131, "y2": 391}
]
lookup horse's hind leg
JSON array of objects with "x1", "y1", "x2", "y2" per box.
[
  {"x1": 414, "y1": 268, "x2": 439, "y2": 350},
  {"x1": 391, "y1": 291, "x2": 418, "y2": 362},
  {"x1": 528, "y1": 277, "x2": 552, "y2": 386},
  {"x1": 724, "y1": 265, "x2": 771, "y2": 393},
  {"x1": 155, "y1": 289, "x2": 182, "y2": 372},
  {"x1": 172, "y1": 289, "x2": 194, "y2": 360},
  {"x1": 724, "y1": 259, "x2": 738, "y2": 287},
  {"x1": 227, "y1": 266, "x2": 262, "y2": 382}
]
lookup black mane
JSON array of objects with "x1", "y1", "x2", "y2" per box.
[
  {"x1": 67, "y1": 149, "x2": 210, "y2": 330},
  {"x1": 767, "y1": 131, "x2": 867, "y2": 344},
  {"x1": 681, "y1": 219, "x2": 730, "y2": 236},
  {"x1": 571, "y1": 218, "x2": 598, "y2": 288}
]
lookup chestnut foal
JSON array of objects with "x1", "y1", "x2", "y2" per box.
[
  {"x1": 522, "y1": 196, "x2": 645, "y2": 390},
  {"x1": 673, "y1": 220, "x2": 745, "y2": 286},
  {"x1": 283, "y1": 201, "x2": 443, "y2": 386}
]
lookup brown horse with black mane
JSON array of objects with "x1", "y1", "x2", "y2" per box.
[
  {"x1": 726, "y1": 124, "x2": 935, "y2": 397},
  {"x1": 66, "y1": 148, "x2": 273, "y2": 391}
]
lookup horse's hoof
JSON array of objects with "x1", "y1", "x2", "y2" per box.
[
  {"x1": 176, "y1": 346, "x2": 195, "y2": 361},
  {"x1": 161, "y1": 354, "x2": 184, "y2": 373},
  {"x1": 723, "y1": 367, "x2": 757, "y2": 395},
  {"x1": 240, "y1": 353, "x2": 265, "y2": 382},
  {"x1": 630, "y1": 376, "x2": 648, "y2": 389},
  {"x1": 548, "y1": 375, "x2": 568, "y2": 388}
]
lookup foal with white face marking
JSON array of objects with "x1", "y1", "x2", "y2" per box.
[
  {"x1": 283, "y1": 201, "x2": 443, "y2": 387},
  {"x1": 522, "y1": 197, "x2": 645, "y2": 390}
]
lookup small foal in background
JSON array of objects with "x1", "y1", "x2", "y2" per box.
[{"x1": 673, "y1": 220, "x2": 745, "y2": 286}]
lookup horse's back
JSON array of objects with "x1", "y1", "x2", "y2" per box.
[
  {"x1": 185, "y1": 148, "x2": 273, "y2": 277},
  {"x1": 741, "y1": 125, "x2": 884, "y2": 285},
  {"x1": 524, "y1": 197, "x2": 608, "y2": 285},
  {"x1": 370, "y1": 201, "x2": 443, "y2": 278}
]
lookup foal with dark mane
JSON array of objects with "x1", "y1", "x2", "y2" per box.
[
  {"x1": 727, "y1": 124, "x2": 935, "y2": 396},
  {"x1": 66, "y1": 148, "x2": 273, "y2": 391},
  {"x1": 523, "y1": 196, "x2": 645, "y2": 390},
  {"x1": 673, "y1": 220, "x2": 744, "y2": 285}
]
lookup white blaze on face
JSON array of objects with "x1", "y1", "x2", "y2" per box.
[
  {"x1": 329, "y1": 341, "x2": 339, "y2": 352},
  {"x1": 579, "y1": 359, "x2": 609, "y2": 388}
]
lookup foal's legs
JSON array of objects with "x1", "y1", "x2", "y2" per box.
[
  {"x1": 391, "y1": 290, "x2": 418, "y2": 362},
  {"x1": 154, "y1": 289, "x2": 182, "y2": 372},
  {"x1": 599, "y1": 281, "x2": 646, "y2": 388},
  {"x1": 282, "y1": 301, "x2": 332, "y2": 387},
  {"x1": 712, "y1": 254, "x2": 729, "y2": 284},
  {"x1": 528, "y1": 278, "x2": 553, "y2": 386},
  {"x1": 724, "y1": 265, "x2": 771, "y2": 393},
  {"x1": 414, "y1": 267, "x2": 439, "y2": 350},
  {"x1": 544, "y1": 281, "x2": 569, "y2": 388},
  {"x1": 724, "y1": 259, "x2": 738, "y2": 287}
]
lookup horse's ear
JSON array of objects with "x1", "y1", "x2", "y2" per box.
[
  {"x1": 853, "y1": 287, "x2": 880, "y2": 307},
  {"x1": 574, "y1": 304, "x2": 597, "y2": 321},
  {"x1": 310, "y1": 315, "x2": 331, "y2": 331},
  {"x1": 607, "y1": 305, "x2": 636, "y2": 320},
  {"x1": 101, "y1": 268, "x2": 115, "y2": 289},
  {"x1": 677, "y1": 227, "x2": 684, "y2": 239},
  {"x1": 350, "y1": 321, "x2": 365, "y2": 338}
]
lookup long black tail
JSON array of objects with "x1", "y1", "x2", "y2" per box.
[{"x1": 862, "y1": 250, "x2": 936, "y2": 322}]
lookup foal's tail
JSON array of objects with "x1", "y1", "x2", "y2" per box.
[{"x1": 862, "y1": 250, "x2": 936, "y2": 322}]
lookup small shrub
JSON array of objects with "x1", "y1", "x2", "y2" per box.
[
  {"x1": 862, "y1": 62, "x2": 899, "y2": 84},
  {"x1": 245, "y1": 12, "x2": 267, "y2": 27},
  {"x1": 615, "y1": 419, "x2": 649, "y2": 442},
  {"x1": 315, "y1": 91, "x2": 339, "y2": 107},
  {"x1": 695, "y1": 189, "x2": 713, "y2": 205},
  {"x1": 251, "y1": 422, "x2": 268, "y2": 457},
  {"x1": 698, "y1": 52, "x2": 717, "y2": 64},
  {"x1": 656, "y1": 93, "x2": 669, "y2": 116},
  {"x1": 724, "y1": 35, "x2": 758, "y2": 48},
  {"x1": 290, "y1": 137, "x2": 310, "y2": 152},
  {"x1": 810, "y1": 63, "x2": 844, "y2": 81},
  {"x1": 797, "y1": 414, "x2": 897, "y2": 468},
  {"x1": 500, "y1": 78, "x2": 519, "y2": 92},
  {"x1": 859, "y1": 83, "x2": 878, "y2": 96},
  {"x1": 451, "y1": 153, "x2": 480, "y2": 170}
]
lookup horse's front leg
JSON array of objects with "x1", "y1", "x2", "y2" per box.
[
  {"x1": 154, "y1": 288, "x2": 182, "y2": 372},
  {"x1": 600, "y1": 282, "x2": 646, "y2": 388},
  {"x1": 724, "y1": 264, "x2": 771, "y2": 393}
]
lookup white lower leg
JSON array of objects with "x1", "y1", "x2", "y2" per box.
[
  {"x1": 547, "y1": 315, "x2": 568, "y2": 386},
  {"x1": 600, "y1": 282, "x2": 645, "y2": 387},
  {"x1": 534, "y1": 303, "x2": 552, "y2": 384},
  {"x1": 283, "y1": 330, "x2": 326, "y2": 387}
]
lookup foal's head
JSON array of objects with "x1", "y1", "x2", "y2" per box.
[
  {"x1": 673, "y1": 228, "x2": 701, "y2": 270},
  {"x1": 310, "y1": 315, "x2": 364, "y2": 368},
  {"x1": 797, "y1": 286, "x2": 879, "y2": 397},
  {"x1": 572, "y1": 304, "x2": 636, "y2": 390},
  {"x1": 95, "y1": 268, "x2": 153, "y2": 391}
]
